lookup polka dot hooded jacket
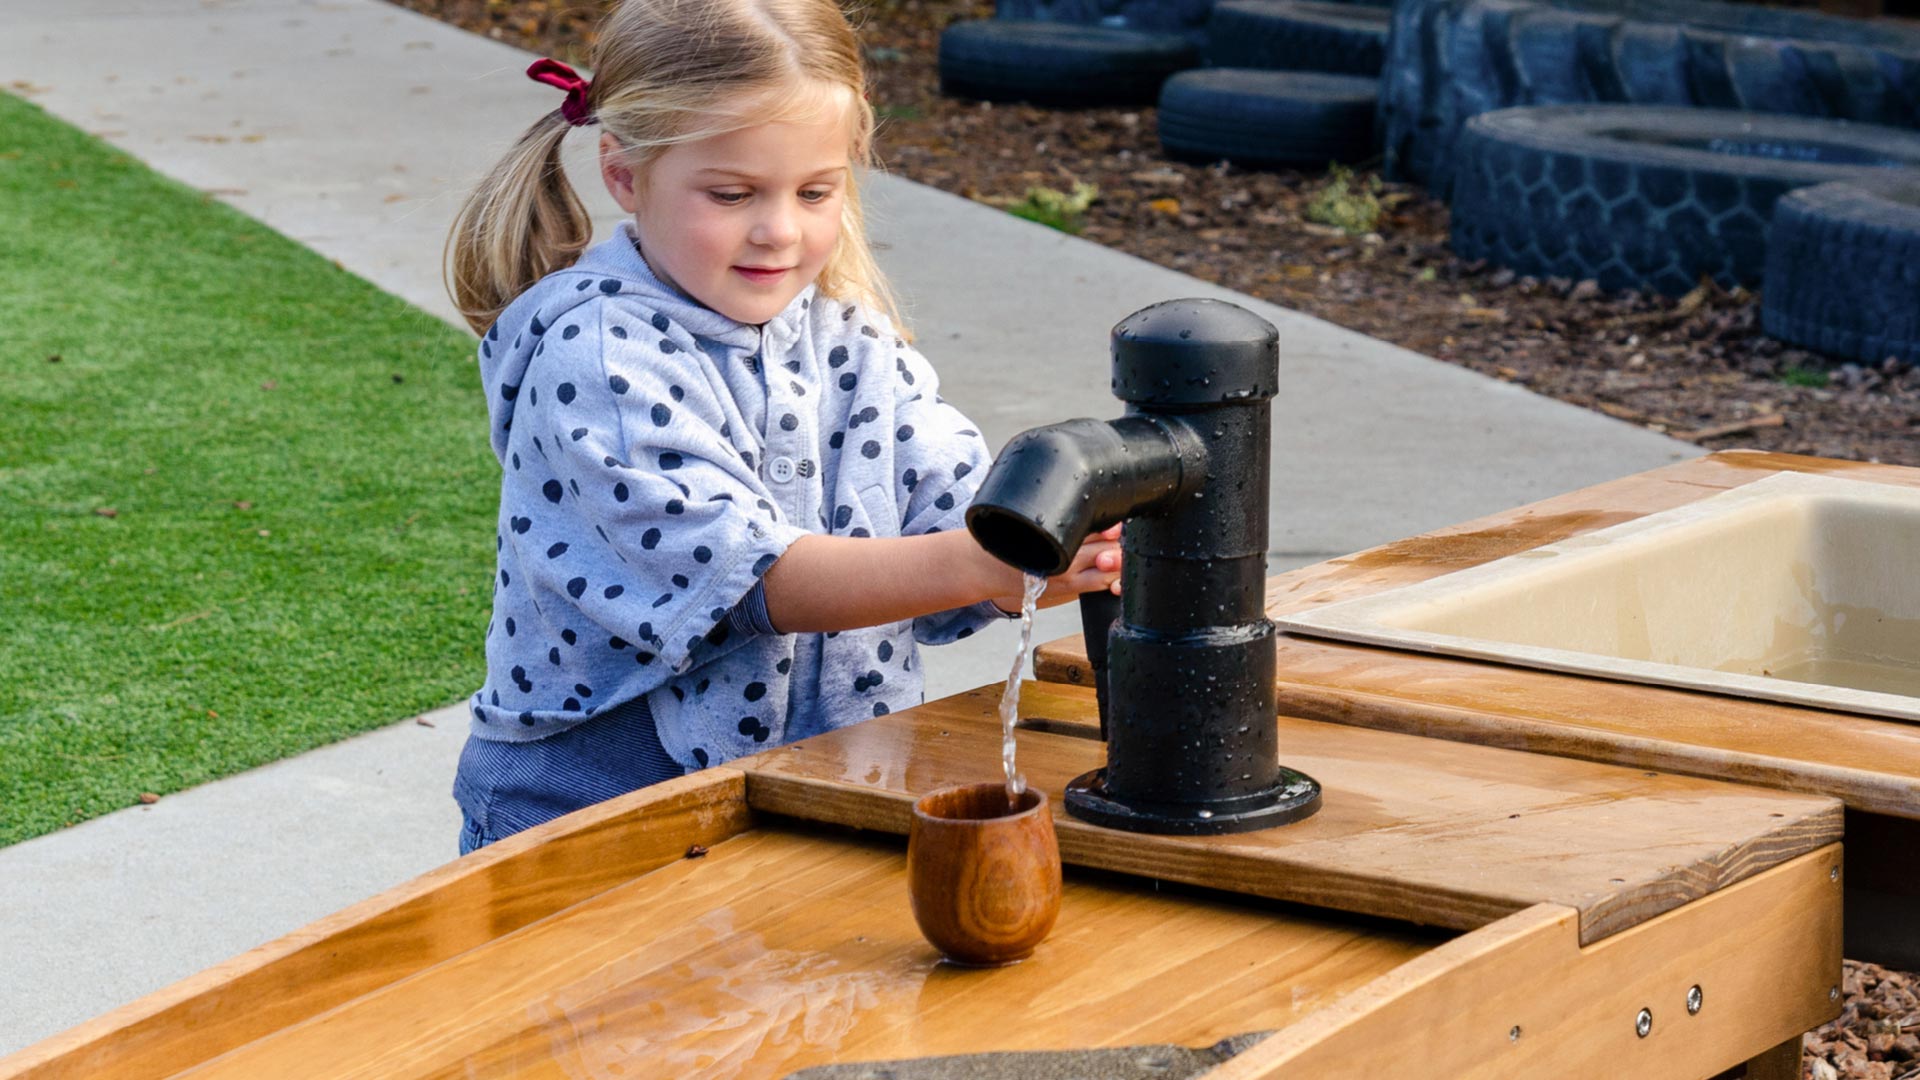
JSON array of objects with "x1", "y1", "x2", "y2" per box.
[{"x1": 470, "y1": 223, "x2": 1006, "y2": 771}]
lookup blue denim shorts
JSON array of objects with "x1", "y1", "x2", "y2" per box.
[{"x1": 454, "y1": 694, "x2": 683, "y2": 856}]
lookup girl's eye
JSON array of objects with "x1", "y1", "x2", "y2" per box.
[
  {"x1": 801, "y1": 189, "x2": 834, "y2": 203},
  {"x1": 710, "y1": 192, "x2": 749, "y2": 205}
]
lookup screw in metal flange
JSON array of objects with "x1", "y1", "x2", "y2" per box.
[
  {"x1": 1687, "y1": 986, "x2": 1703, "y2": 1015},
  {"x1": 1635, "y1": 1008, "x2": 1653, "y2": 1038}
]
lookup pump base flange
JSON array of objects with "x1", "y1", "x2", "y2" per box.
[{"x1": 1062, "y1": 766, "x2": 1321, "y2": 835}]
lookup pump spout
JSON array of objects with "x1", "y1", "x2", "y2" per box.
[
  {"x1": 964, "y1": 297, "x2": 1322, "y2": 835},
  {"x1": 964, "y1": 416, "x2": 1200, "y2": 576}
]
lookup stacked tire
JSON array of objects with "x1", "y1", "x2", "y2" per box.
[
  {"x1": 1764, "y1": 176, "x2": 1920, "y2": 363},
  {"x1": 1202, "y1": 0, "x2": 1390, "y2": 75},
  {"x1": 995, "y1": 0, "x2": 1217, "y2": 46},
  {"x1": 1448, "y1": 106, "x2": 1920, "y2": 295},
  {"x1": 1158, "y1": 69, "x2": 1378, "y2": 167},
  {"x1": 1379, "y1": 0, "x2": 1920, "y2": 194},
  {"x1": 1156, "y1": 0, "x2": 1390, "y2": 168},
  {"x1": 938, "y1": 20, "x2": 1200, "y2": 107}
]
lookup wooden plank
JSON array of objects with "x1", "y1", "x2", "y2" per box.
[
  {"x1": 1730, "y1": 1037, "x2": 1807, "y2": 1080},
  {"x1": 1211, "y1": 844, "x2": 1841, "y2": 1080},
  {"x1": 0, "y1": 770, "x2": 755, "y2": 1080},
  {"x1": 736, "y1": 684, "x2": 1842, "y2": 943},
  {"x1": 162, "y1": 825, "x2": 1438, "y2": 1080},
  {"x1": 1261, "y1": 640, "x2": 1920, "y2": 818},
  {"x1": 1031, "y1": 451, "x2": 1920, "y2": 821}
]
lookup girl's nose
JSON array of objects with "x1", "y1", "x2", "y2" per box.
[{"x1": 750, "y1": 198, "x2": 802, "y2": 249}]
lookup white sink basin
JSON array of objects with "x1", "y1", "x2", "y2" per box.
[{"x1": 1277, "y1": 472, "x2": 1920, "y2": 721}]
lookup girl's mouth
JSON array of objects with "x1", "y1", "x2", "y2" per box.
[{"x1": 734, "y1": 266, "x2": 788, "y2": 284}]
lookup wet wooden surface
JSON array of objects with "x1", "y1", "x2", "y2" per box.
[
  {"x1": 166, "y1": 824, "x2": 1439, "y2": 1080},
  {"x1": 1033, "y1": 451, "x2": 1920, "y2": 820},
  {"x1": 4, "y1": 675, "x2": 1845, "y2": 1080},
  {"x1": 0, "y1": 771, "x2": 756, "y2": 1080},
  {"x1": 739, "y1": 683, "x2": 1842, "y2": 945}
]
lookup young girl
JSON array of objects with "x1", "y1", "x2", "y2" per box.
[{"x1": 446, "y1": 0, "x2": 1121, "y2": 854}]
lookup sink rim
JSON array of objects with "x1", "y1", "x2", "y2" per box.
[{"x1": 1276, "y1": 471, "x2": 1920, "y2": 723}]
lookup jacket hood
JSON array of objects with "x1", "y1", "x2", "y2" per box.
[{"x1": 475, "y1": 222, "x2": 818, "y2": 463}]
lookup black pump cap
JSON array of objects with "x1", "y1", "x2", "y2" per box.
[{"x1": 1111, "y1": 298, "x2": 1278, "y2": 408}]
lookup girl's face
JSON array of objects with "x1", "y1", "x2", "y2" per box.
[{"x1": 601, "y1": 87, "x2": 853, "y2": 326}]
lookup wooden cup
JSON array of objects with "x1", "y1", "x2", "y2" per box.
[{"x1": 907, "y1": 782, "x2": 1062, "y2": 966}]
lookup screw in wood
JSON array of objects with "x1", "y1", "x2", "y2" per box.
[
  {"x1": 1509, "y1": 1025, "x2": 1521, "y2": 1043},
  {"x1": 1686, "y1": 986, "x2": 1703, "y2": 1015},
  {"x1": 1635, "y1": 1008, "x2": 1653, "y2": 1038},
  {"x1": 1830, "y1": 986, "x2": 1841, "y2": 1002},
  {"x1": 1831, "y1": 866, "x2": 1840, "y2": 882}
]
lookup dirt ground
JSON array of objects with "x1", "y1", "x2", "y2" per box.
[{"x1": 390, "y1": 3, "x2": 1920, "y2": 1075}]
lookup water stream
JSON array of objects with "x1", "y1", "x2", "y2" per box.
[{"x1": 996, "y1": 572, "x2": 1048, "y2": 808}]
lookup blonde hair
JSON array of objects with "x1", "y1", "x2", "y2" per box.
[{"x1": 446, "y1": 0, "x2": 911, "y2": 341}]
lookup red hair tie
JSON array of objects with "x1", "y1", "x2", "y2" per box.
[{"x1": 527, "y1": 58, "x2": 595, "y2": 127}]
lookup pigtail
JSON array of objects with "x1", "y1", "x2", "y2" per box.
[{"x1": 445, "y1": 110, "x2": 593, "y2": 335}]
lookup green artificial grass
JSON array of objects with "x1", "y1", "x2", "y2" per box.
[{"x1": 0, "y1": 93, "x2": 495, "y2": 846}]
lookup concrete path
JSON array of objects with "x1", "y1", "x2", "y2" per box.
[{"x1": 0, "y1": 0, "x2": 1694, "y2": 1057}]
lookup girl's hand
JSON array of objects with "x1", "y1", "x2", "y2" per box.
[{"x1": 989, "y1": 523, "x2": 1122, "y2": 614}]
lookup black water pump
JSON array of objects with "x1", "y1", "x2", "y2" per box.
[{"x1": 965, "y1": 298, "x2": 1321, "y2": 835}]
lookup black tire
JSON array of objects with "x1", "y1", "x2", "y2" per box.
[
  {"x1": 1157, "y1": 69, "x2": 1377, "y2": 167},
  {"x1": 1448, "y1": 106, "x2": 1920, "y2": 295},
  {"x1": 1203, "y1": 0, "x2": 1390, "y2": 75},
  {"x1": 1378, "y1": 0, "x2": 1920, "y2": 193},
  {"x1": 938, "y1": 20, "x2": 1200, "y2": 106},
  {"x1": 992, "y1": 0, "x2": 1216, "y2": 47},
  {"x1": 1763, "y1": 175, "x2": 1920, "y2": 363}
]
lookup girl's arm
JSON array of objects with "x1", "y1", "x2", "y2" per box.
[{"x1": 761, "y1": 524, "x2": 1122, "y2": 634}]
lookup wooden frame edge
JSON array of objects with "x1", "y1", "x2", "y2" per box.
[
  {"x1": 1273, "y1": 672, "x2": 1913, "y2": 819},
  {"x1": 0, "y1": 768, "x2": 754, "y2": 1080},
  {"x1": 1207, "y1": 844, "x2": 1843, "y2": 1080}
]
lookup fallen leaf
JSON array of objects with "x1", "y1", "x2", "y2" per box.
[
  {"x1": 685, "y1": 844, "x2": 710, "y2": 859},
  {"x1": 1148, "y1": 197, "x2": 1180, "y2": 215},
  {"x1": 137, "y1": 793, "x2": 160, "y2": 805},
  {"x1": 260, "y1": 379, "x2": 277, "y2": 390},
  {"x1": 207, "y1": 709, "x2": 218, "y2": 718},
  {"x1": 233, "y1": 500, "x2": 252, "y2": 510},
  {"x1": 416, "y1": 717, "x2": 436, "y2": 728},
  {"x1": 46, "y1": 354, "x2": 61, "y2": 363},
  {"x1": 257, "y1": 529, "x2": 271, "y2": 537},
  {"x1": 93, "y1": 507, "x2": 118, "y2": 518}
]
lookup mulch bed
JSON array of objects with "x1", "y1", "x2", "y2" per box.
[
  {"x1": 390, "y1": 2, "x2": 1920, "y2": 1075},
  {"x1": 1813, "y1": 962, "x2": 1920, "y2": 1080}
]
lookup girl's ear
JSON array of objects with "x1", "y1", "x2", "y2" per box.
[{"x1": 600, "y1": 133, "x2": 641, "y2": 214}]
